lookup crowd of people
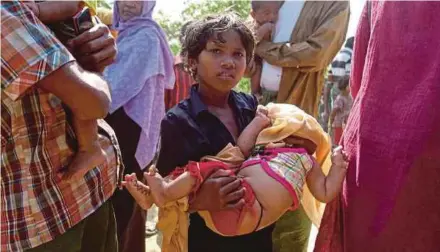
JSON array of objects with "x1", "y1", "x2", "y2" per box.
[{"x1": 1, "y1": 1, "x2": 439, "y2": 252}]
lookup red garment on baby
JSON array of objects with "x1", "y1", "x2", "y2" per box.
[
  {"x1": 171, "y1": 147, "x2": 308, "y2": 236},
  {"x1": 171, "y1": 161, "x2": 257, "y2": 236}
]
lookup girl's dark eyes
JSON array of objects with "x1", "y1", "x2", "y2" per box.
[
  {"x1": 234, "y1": 52, "x2": 244, "y2": 57},
  {"x1": 210, "y1": 49, "x2": 222, "y2": 54}
]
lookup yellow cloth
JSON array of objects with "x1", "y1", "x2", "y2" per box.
[
  {"x1": 96, "y1": 7, "x2": 113, "y2": 25},
  {"x1": 156, "y1": 197, "x2": 189, "y2": 252},
  {"x1": 256, "y1": 1, "x2": 350, "y2": 117},
  {"x1": 157, "y1": 103, "x2": 331, "y2": 251}
]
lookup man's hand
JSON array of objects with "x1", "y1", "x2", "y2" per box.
[
  {"x1": 67, "y1": 24, "x2": 117, "y2": 73},
  {"x1": 189, "y1": 169, "x2": 246, "y2": 212}
]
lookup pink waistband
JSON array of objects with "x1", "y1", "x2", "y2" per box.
[{"x1": 241, "y1": 147, "x2": 307, "y2": 210}]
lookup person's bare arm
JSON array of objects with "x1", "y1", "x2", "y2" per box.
[
  {"x1": 306, "y1": 147, "x2": 347, "y2": 203},
  {"x1": 36, "y1": 61, "x2": 111, "y2": 120},
  {"x1": 255, "y1": 2, "x2": 349, "y2": 72},
  {"x1": 26, "y1": 1, "x2": 81, "y2": 23},
  {"x1": 237, "y1": 107, "x2": 270, "y2": 157}
]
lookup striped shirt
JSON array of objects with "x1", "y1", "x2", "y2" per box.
[
  {"x1": 1, "y1": 2, "x2": 122, "y2": 250},
  {"x1": 164, "y1": 59, "x2": 195, "y2": 111},
  {"x1": 331, "y1": 47, "x2": 352, "y2": 77}
]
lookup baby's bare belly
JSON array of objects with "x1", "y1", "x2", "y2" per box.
[{"x1": 238, "y1": 163, "x2": 293, "y2": 230}]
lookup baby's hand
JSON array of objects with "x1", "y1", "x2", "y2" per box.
[
  {"x1": 256, "y1": 22, "x2": 274, "y2": 41},
  {"x1": 255, "y1": 105, "x2": 271, "y2": 128},
  {"x1": 331, "y1": 146, "x2": 348, "y2": 170}
]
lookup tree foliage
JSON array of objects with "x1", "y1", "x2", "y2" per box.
[
  {"x1": 155, "y1": 0, "x2": 250, "y2": 44},
  {"x1": 155, "y1": 0, "x2": 252, "y2": 93}
]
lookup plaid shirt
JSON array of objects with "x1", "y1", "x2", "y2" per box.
[{"x1": 1, "y1": 2, "x2": 122, "y2": 251}]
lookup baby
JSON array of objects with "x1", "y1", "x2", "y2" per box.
[
  {"x1": 248, "y1": 1, "x2": 284, "y2": 100},
  {"x1": 124, "y1": 103, "x2": 348, "y2": 236},
  {"x1": 25, "y1": 1, "x2": 105, "y2": 181}
]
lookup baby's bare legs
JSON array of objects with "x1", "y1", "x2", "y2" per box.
[
  {"x1": 122, "y1": 173, "x2": 153, "y2": 210},
  {"x1": 63, "y1": 118, "x2": 105, "y2": 181},
  {"x1": 144, "y1": 166, "x2": 198, "y2": 208}
]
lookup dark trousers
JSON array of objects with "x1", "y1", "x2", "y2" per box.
[
  {"x1": 27, "y1": 201, "x2": 117, "y2": 252},
  {"x1": 105, "y1": 108, "x2": 146, "y2": 252}
]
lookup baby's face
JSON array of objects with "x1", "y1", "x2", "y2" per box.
[{"x1": 253, "y1": 2, "x2": 281, "y2": 25}]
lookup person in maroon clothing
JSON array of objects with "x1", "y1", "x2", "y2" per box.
[{"x1": 165, "y1": 21, "x2": 195, "y2": 111}]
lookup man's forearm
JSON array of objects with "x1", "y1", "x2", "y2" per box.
[
  {"x1": 37, "y1": 61, "x2": 111, "y2": 120},
  {"x1": 37, "y1": 1, "x2": 81, "y2": 23}
]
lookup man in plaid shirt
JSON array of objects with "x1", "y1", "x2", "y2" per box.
[{"x1": 1, "y1": 1, "x2": 122, "y2": 251}]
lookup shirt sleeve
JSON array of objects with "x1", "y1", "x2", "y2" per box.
[
  {"x1": 156, "y1": 113, "x2": 189, "y2": 176},
  {"x1": 1, "y1": 1, "x2": 74, "y2": 101}
]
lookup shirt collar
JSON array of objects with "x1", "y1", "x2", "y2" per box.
[{"x1": 188, "y1": 85, "x2": 254, "y2": 118}]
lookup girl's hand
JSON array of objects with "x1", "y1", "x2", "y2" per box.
[{"x1": 189, "y1": 169, "x2": 245, "y2": 212}]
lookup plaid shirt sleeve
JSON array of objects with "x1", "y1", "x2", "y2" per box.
[{"x1": 1, "y1": 0, "x2": 74, "y2": 101}]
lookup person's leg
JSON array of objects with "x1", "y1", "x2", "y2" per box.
[
  {"x1": 27, "y1": 202, "x2": 114, "y2": 252},
  {"x1": 27, "y1": 219, "x2": 85, "y2": 252},
  {"x1": 81, "y1": 200, "x2": 118, "y2": 252},
  {"x1": 64, "y1": 118, "x2": 105, "y2": 181},
  {"x1": 272, "y1": 205, "x2": 312, "y2": 252},
  {"x1": 104, "y1": 108, "x2": 146, "y2": 252}
]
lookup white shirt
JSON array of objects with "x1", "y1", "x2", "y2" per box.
[{"x1": 260, "y1": 0, "x2": 305, "y2": 92}]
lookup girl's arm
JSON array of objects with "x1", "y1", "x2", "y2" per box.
[{"x1": 306, "y1": 147, "x2": 347, "y2": 203}]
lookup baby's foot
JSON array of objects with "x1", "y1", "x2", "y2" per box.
[
  {"x1": 122, "y1": 173, "x2": 153, "y2": 210},
  {"x1": 144, "y1": 166, "x2": 168, "y2": 208},
  {"x1": 62, "y1": 143, "x2": 106, "y2": 181}
]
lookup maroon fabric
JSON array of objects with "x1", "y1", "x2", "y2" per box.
[
  {"x1": 164, "y1": 61, "x2": 195, "y2": 111},
  {"x1": 333, "y1": 127, "x2": 343, "y2": 144},
  {"x1": 316, "y1": 2, "x2": 440, "y2": 251}
]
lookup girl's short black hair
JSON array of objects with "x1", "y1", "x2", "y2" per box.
[{"x1": 181, "y1": 14, "x2": 255, "y2": 76}]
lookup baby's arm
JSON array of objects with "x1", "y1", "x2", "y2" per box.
[
  {"x1": 306, "y1": 147, "x2": 348, "y2": 203},
  {"x1": 25, "y1": 1, "x2": 81, "y2": 23},
  {"x1": 237, "y1": 106, "x2": 270, "y2": 157}
]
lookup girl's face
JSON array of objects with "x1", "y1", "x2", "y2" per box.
[
  {"x1": 192, "y1": 30, "x2": 247, "y2": 94},
  {"x1": 117, "y1": 1, "x2": 143, "y2": 21}
]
